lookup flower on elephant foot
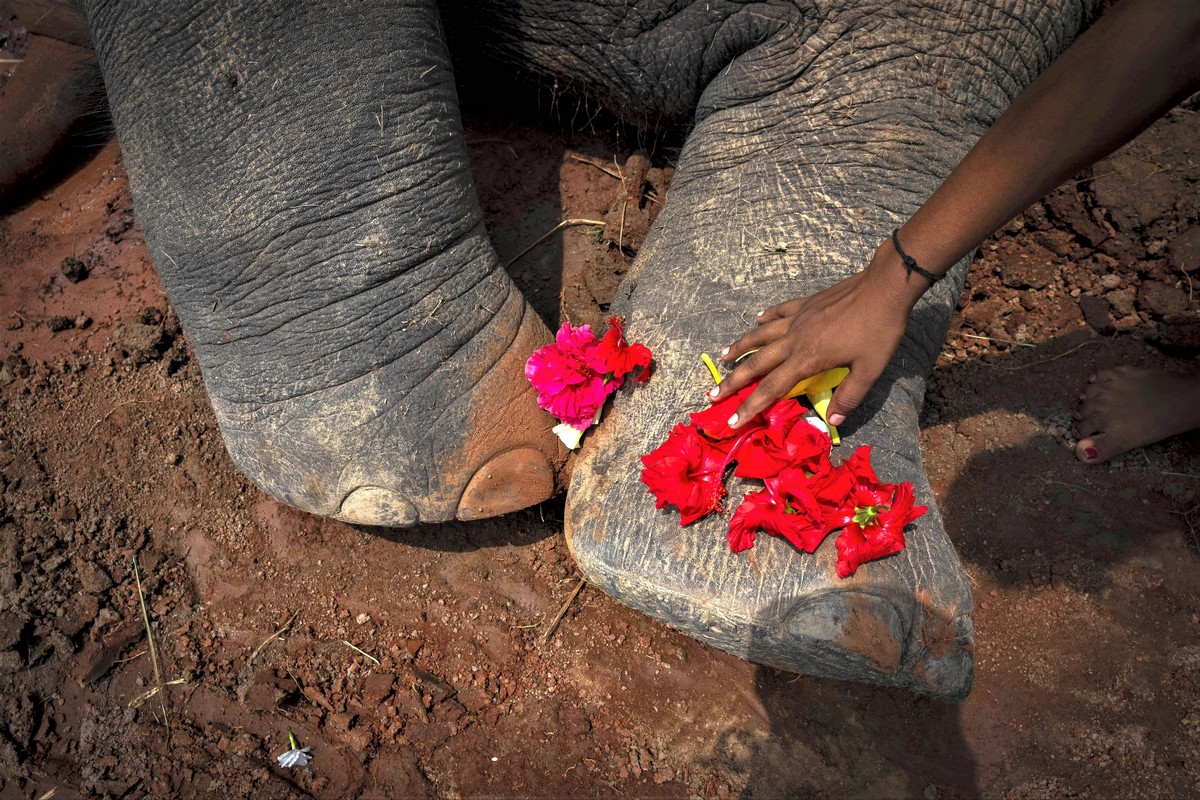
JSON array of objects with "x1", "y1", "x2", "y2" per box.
[
  {"x1": 726, "y1": 471, "x2": 828, "y2": 553},
  {"x1": 641, "y1": 423, "x2": 727, "y2": 525},
  {"x1": 642, "y1": 376, "x2": 925, "y2": 577},
  {"x1": 832, "y1": 470, "x2": 927, "y2": 578},
  {"x1": 525, "y1": 317, "x2": 652, "y2": 448}
]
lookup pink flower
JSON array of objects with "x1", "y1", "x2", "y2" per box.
[
  {"x1": 526, "y1": 318, "x2": 654, "y2": 434},
  {"x1": 524, "y1": 322, "x2": 609, "y2": 430}
]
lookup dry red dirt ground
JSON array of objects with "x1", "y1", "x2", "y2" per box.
[{"x1": 2, "y1": 64, "x2": 1200, "y2": 800}]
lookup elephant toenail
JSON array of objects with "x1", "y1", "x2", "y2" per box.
[
  {"x1": 336, "y1": 487, "x2": 418, "y2": 527},
  {"x1": 1085, "y1": 447, "x2": 1099, "y2": 460},
  {"x1": 784, "y1": 591, "x2": 906, "y2": 677},
  {"x1": 458, "y1": 447, "x2": 555, "y2": 521}
]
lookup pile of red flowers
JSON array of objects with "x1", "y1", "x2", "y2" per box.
[
  {"x1": 640, "y1": 384, "x2": 927, "y2": 578},
  {"x1": 525, "y1": 317, "x2": 652, "y2": 446}
]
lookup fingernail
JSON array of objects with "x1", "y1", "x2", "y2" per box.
[
  {"x1": 728, "y1": 413, "x2": 739, "y2": 428},
  {"x1": 1084, "y1": 447, "x2": 1099, "y2": 460},
  {"x1": 708, "y1": 388, "x2": 719, "y2": 398},
  {"x1": 828, "y1": 413, "x2": 845, "y2": 426},
  {"x1": 757, "y1": 309, "x2": 766, "y2": 317},
  {"x1": 720, "y1": 346, "x2": 729, "y2": 357}
]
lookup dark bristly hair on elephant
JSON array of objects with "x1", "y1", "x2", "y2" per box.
[{"x1": 63, "y1": 0, "x2": 1102, "y2": 697}]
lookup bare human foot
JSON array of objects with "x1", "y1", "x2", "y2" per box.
[{"x1": 1073, "y1": 365, "x2": 1200, "y2": 463}]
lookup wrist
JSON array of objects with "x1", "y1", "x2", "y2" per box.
[{"x1": 865, "y1": 239, "x2": 931, "y2": 311}]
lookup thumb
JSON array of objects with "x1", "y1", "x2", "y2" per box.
[{"x1": 825, "y1": 367, "x2": 877, "y2": 427}]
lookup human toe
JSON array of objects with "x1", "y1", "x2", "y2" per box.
[{"x1": 1074, "y1": 435, "x2": 1111, "y2": 464}]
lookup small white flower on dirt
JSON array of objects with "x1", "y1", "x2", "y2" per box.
[{"x1": 277, "y1": 746, "x2": 312, "y2": 768}]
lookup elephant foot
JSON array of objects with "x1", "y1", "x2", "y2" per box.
[
  {"x1": 210, "y1": 287, "x2": 568, "y2": 526},
  {"x1": 566, "y1": 287, "x2": 973, "y2": 698},
  {"x1": 565, "y1": 177, "x2": 974, "y2": 697}
]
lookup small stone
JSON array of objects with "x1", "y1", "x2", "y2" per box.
[
  {"x1": 5, "y1": 315, "x2": 22, "y2": 330},
  {"x1": 999, "y1": 245, "x2": 1057, "y2": 289},
  {"x1": 0, "y1": 650, "x2": 22, "y2": 674},
  {"x1": 112, "y1": 323, "x2": 165, "y2": 363},
  {"x1": 356, "y1": 612, "x2": 371, "y2": 625},
  {"x1": 1098, "y1": 273, "x2": 1122, "y2": 290},
  {"x1": 61, "y1": 257, "x2": 89, "y2": 283},
  {"x1": 78, "y1": 562, "x2": 114, "y2": 594},
  {"x1": 74, "y1": 315, "x2": 92, "y2": 330},
  {"x1": 47, "y1": 316, "x2": 75, "y2": 332},
  {"x1": 1168, "y1": 226, "x2": 1200, "y2": 273},
  {"x1": 1079, "y1": 295, "x2": 1113, "y2": 333},
  {"x1": 1157, "y1": 314, "x2": 1200, "y2": 350},
  {"x1": 362, "y1": 673, "x2": 395, "y2": 706},
  {"x1": 1137, "y1": 281, "x2": 1189, "y2": 318},
  {"x1": 1106, "y1": 287, "x2": 1137, "y2": 317}
]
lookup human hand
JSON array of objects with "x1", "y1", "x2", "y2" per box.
[{"x1": 710, "y1": 243, "x2": 925, "y2": 429}]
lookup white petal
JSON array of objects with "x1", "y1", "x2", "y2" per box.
[
  {"x1": 805, "y1": 414, "x2": 830, "y2": 437},
  {"x1": 552, "y1": 423, "x2": 585, "y2": 450},
  {"x1": 277, "y1": 747, "x2": 312, "y2": 768}
]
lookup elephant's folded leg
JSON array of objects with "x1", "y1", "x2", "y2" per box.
[
  {"x1": 564, "y1": 1, "x2": 1096, "y2": 698},
  {"x1": 82, "y1": 0, "x2": 566, "y2": 525}
]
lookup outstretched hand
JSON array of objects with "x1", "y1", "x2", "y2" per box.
[{"x1": 709, "y1": 242, "x2": 926, "y2": 429}]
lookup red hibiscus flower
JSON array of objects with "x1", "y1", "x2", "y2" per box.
[
  {"x1": 641, "y1": 423, "x2": 728, "y2": 525},
  {"x1": 727, "y1": 468, "x2": 833, "y2": 552},
  {"x1": 594, "y1": 316, "x2": 653, "y2": 385},
  {"x1": 639, "y1": 369, "x2": 923, "y2": 580},
  {"x1": 689, "y1": 384, "x2": 764, "y2": 446},
  {"x1": 733, "y1": 407, "x2": 830, "y2": 480},
  {"x1": 833, "y1": 477, "x2": 927, "y2": 577}
]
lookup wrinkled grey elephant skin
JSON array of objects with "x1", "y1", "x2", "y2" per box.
[
  {"x1": 79, "y1": 0, "x2": 1100, "y2": 697},
  {"x1": 485, "y1": 0, "x2": 1097, "y2": 698}
]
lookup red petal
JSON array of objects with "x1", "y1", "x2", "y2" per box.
[
  {"x1": 640, "y1": 424, "x2": 727, "y2": 526},
  {"x1": 834, "y1": 522, "x2": 905, "y2": 578}
]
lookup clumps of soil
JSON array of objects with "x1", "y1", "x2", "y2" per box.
[
  {"x1": 941, "y1": 106, "x2": 1200, "y2": 369},
  {"x1": 60, "y1": 257, "x2": 87, "y2": 283},
  {"x1": 560, "y1": 151, "x2": 673, "y2": 329}
]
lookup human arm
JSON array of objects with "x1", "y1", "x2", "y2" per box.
[{"x1": 713, "y1": 0, "x2": 1200, "y2": 429}]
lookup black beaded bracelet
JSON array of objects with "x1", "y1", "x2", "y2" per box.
[{"x1": 891, "y1": 229, "x2": 944, "y2": 283}]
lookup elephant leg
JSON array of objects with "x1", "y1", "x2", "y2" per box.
[
  {"x1": 0, "y1": 3, "x2": 104, "y2": 208},
  {"x1": 79, "y1": 0, "x2": 567, "y2": 525},
  {"x1": 530, "y1": 0, "x2": 1100, "y2": 697}
]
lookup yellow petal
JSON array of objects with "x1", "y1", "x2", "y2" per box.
[
  {"x1": 807, "y1": 388, "x2": 841, "y2": 445},
  {"x1": 786, "y1": 367, "x2": 849, "y2": 398}
]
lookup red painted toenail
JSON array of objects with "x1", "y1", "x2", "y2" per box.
[{"x1": 1085, "y1": 447, "x2": 1099, "y2": 460}]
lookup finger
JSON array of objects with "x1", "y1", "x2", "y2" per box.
[
  {"x1": 710, "y1": 342, "x2": 785, "y2": 401},
  {"x1": 825, "y1": 364, "x2": 881, "y2": 427},
  {"x1": 756, "y1": 298, "x2": 805, "y2": 324},
  {"x1": 720, "y1": 318, "x2": 789, "y2": 363},
  {"x1": 730, "y1": 362, "x2": 806, "y2": 429}
]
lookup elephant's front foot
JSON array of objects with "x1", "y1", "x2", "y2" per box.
[
  {"x1": 564, "y1": 174, "x2": 974, "y2": 699},
  {"x1": 206, "y1": 278, "x2": 568, "y2": 527}
]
